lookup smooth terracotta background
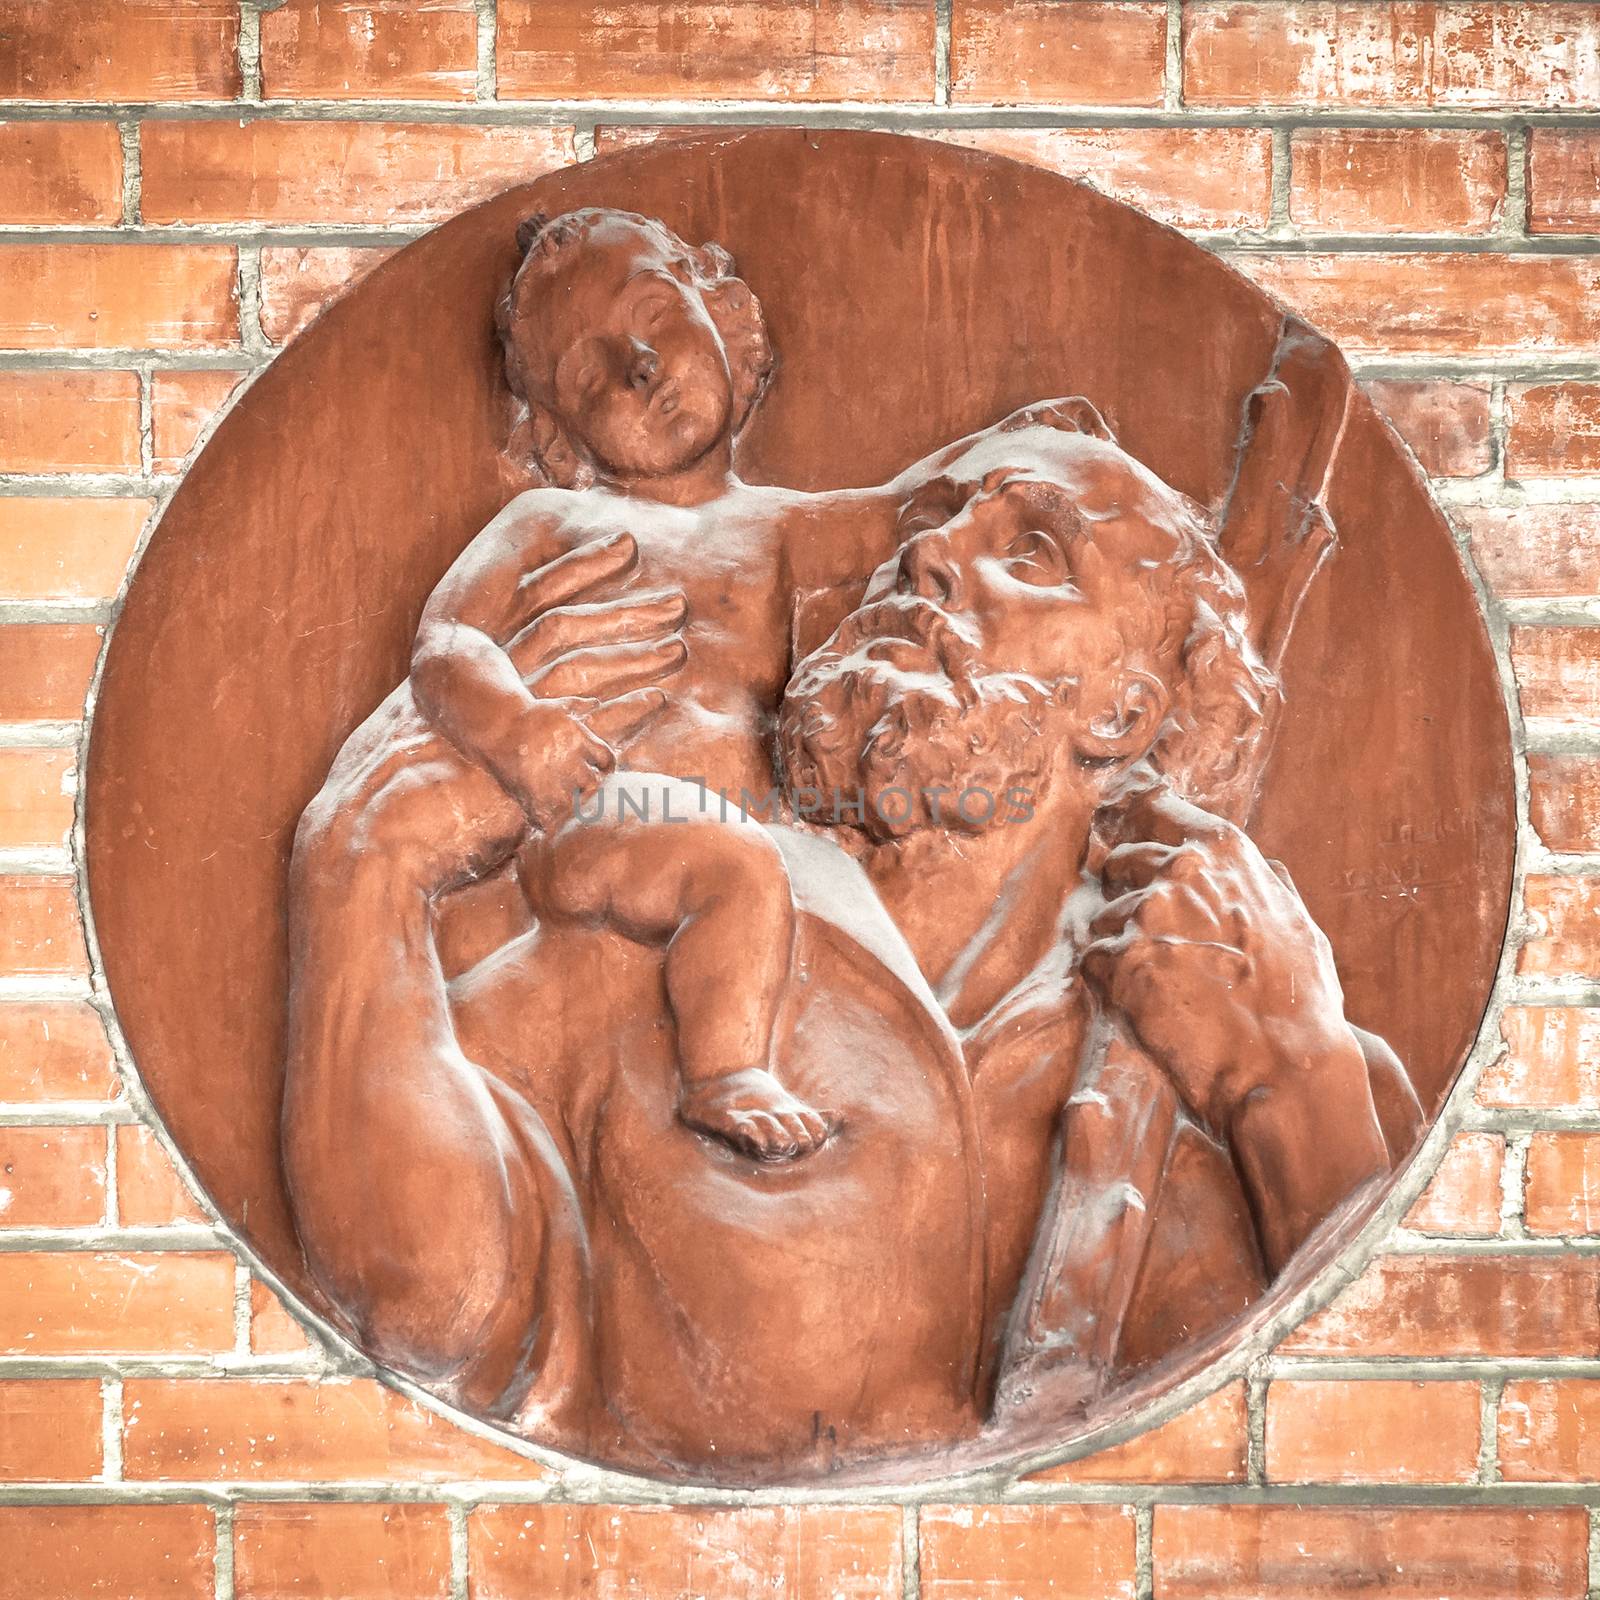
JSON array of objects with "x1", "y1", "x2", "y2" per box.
[{"x1": 85, "y1": 128, "x2": 1514, "y2": 1330}]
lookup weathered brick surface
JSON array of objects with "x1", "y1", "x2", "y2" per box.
[
  {"x1": 142, "y1": 121, "x2": 575, "y2": 226},
  {"x1": 0, "y1": 877, "x2": 88, "y2": 977},
  {"x1": 1027, "y1": 1383, "x2": 1247, "y2": 1483},
  {"x1": 1362, "y1": 378, "x2": 1493, "y2": 478},
  {"x1": 1404, "y1": 1131, "x2": 1503, "y2": 1235},
  {"x1": 1279, "y1": 1254, "x2": 1600, "y2": 1356},
  {"x1": 0, "y1": 1124, "x2": 105, "y2": 1227},
  {"x1": 1183, "y1": 3, "x2": 1600, "y2": 108},
  {"x1": 115, "y1": 1124, "x2": 206, "y2": 1227},
  {"x1": 259, "y1": 246, "x2": 400, "y2": 345},
  {"x1": 470, "y1": 1504, "x2": 905, "y2": 1599},
  {"x1": 0, "y1": 747, "x2": 74, "y2": 851},
  {"x1": 1507, "y1": 383, "x2": 1600, "y2": 478},
  {"x1": 0, "y1": 1505, "x2": 215, "y2": 1600},
  {"x1": 123, "y1": 1378, "x2": 549, "y2": 1481},
  {"x1": 249, "y1": 1278, "x2": 314, "y2": 1356},
  {"x1": 260, "y1": 0, "x2": 481, "y2": 101},
  {"x1": 1520, "y1": 876, "x2": 1600, "y2": 981},
  {"x1": 0, "y1": 370, "x2": 141, "y2": 474},
  {"x1": 1524, "y1": 1133, "x2": 1600, "y2": 1237},
  {"x1": 951, "y1": 1, "x2": 1167, "y2": 106},
  {"x1": 499, "y1": 1, "x2": 937, "y2": 101},
  {"x1": 150, "y1": 370, "x2": 248, "y2": 471},
  {"x1": 1153, "y1": 1505, "x2": 1588, "y2": 1598},
  {"x1": 1500, "y1": 1380, "x2": 1600, "y2": 1480},
  {"x1": 931, "y1": 127, "x2": 1273, "y2": 229},
  {"x1": 0, "y1": 245, "x2": 238, "y2": 350},
  {"x1": 0, "y1": 496, "x2": 150, "y2": 601},
  {"x1": 1290, "y1": 128, "x2": 1507, "y2": 234},
  {"x1": 234, "y1": 1502, "x2": 454, "y2": 1600},
  {"x1": 1265, "y1": 1379, "x2": 1481, "y2": 1483},
  {"x1": 1528, "y1": 130, "x2": 1600, "y2": 235},
  {"x1": 1510, "y1": 627, "x2": 1600, "y2": 724},
  {"x1": 0, "y1": 122, "x2": 123, "y2": 225},
  {"x1": 1528, "y1": 755, "x2": 1600, "y2": 855},
  {"x1": 1462, "y1": 505, "x2": 1600, "y2": 600},
  {"x1": 919, "y1": 1504, "x2": 1137, "y2": 1598},
  {"x1": 0, "y1": 1379, "x2": 102, "y2": 1481},
  {"x1": 0, "y1": 1253, "x2": 235, "y2": 1355},
  {"x1": 0, "y1": 0, "x2": 241, "y2": 102},
  {"x1": 0, "y1": 1003, "x2": 116, "y2": 1103},
  {"x1": 1480, "y1": 1008, "x2": 1600, "y2": 1108},
  {"x1": 0, "y1": 625, "x2": 105, "y2": 723}
]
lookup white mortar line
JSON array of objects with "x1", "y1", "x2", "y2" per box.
[
  {"x1": 475, "y1": 0, "x2": 497, "y2": 104},
  {"x1": 100, "y1": 1377, "x2": 123, "y2": 1483},
  {"x1": 934, "y1": 0, "x2": 953, "y2": 109},
  {"x1": 901, "y1": 1502, "x2": 920, "y2": 1600},
  {"x1": 449, "y1": 1501, "x2": 470, "y2": 1600},
  {"x1": 117, "y1": 122, "x2": 141, "y2": 227},
  {"x1": 102, "y1": 1120, "x2": 118, "y2": 1228}
]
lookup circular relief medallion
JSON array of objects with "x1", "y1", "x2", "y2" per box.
[{"x1": 85, "y1": 130, "x2": 1515, "y2": 1486}]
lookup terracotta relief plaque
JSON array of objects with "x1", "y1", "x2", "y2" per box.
[{"x1": 84, "y1": 130, "x2": 1515, "y2": 1485}]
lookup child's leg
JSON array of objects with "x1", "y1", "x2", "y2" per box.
[{"x1": 525, "y1": 774, "x2": 835, "y2": 1160}]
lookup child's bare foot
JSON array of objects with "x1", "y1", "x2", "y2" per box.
[{"x1": 679, "y1": 1068, "x2": 837, "y2": 1162}]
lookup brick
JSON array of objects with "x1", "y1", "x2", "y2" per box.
[
  {"x1": 1265, "y1": 1379, "x2": 1480, "y2": 1483},
  {"x1": 0, "y1": 624, "x2": 104, "y2": 723},
  {"x1": 1026, "y1": 1383, "x2": 1246, "y2": 1483},
  {"x1": 0, "y1": 497, "x2": 151, "y2": 601},
  {"x1": 0, "y1": 1002, "x2": 116, "y2": 1102},
  {"x1": 1529, "y1": 130, "x2": 1600, "y2": 235},
  {"x1": 951, "y1": 1, "x2": 1165, "y2": 106},
  {"x1": 1530, "y1": 755, "x2": 1600, "y2": 855},
  {"x1": 1511, "y1": 626, "x2": 1600, "y2": 723},
  {"x1": 1524, "y1": 1133, "x2": 1600, "y2": 1236},
  {"x1": 1520, "y1": 876, "x2": 1600, "y2": 981},
  {"x1": 0, "y1": 122, "x2": 122, "y2": 225},
  {"x1": 0, "y1": 1378, "x2": 102, "y2": 1480},
  {"x1": 259, "y1": 247, "x2": 399, "y2": 345},
  {"x1": 0, "y1": 1125, "x2": 105, "y2": 1227},
  {"x1": 1280, "y1": 1253, "x2": 1600, "y2": 1357},
  {"x1": 1480, "y1": 1008, "x2": 1600, "y2": 1108},
  {"x1": 116, "y1": 1124, "x2": 205, "y2": 1226},
  {"x1": 471, "y1": 1504, "x2": 904, "y2": 1600},
  {"x1": 1363, "y1": 378, "x2": 1492, "y2": 478},
  {"x1": 261, "y1": 0, "x2": 479, "y2": 101},
  {"x1": 0, "y1": 748, "x2": 73, "y2": 851},
  {"x1": 123, "y1": 1378, "x2": 548, "y2": 1481},
  {"x1": 1153, "y1": 1505, "x2": 1587, "y2": 1599},
  {"x1": 919, "y1": 1504, "x2": 1136, "y2": 1599},
  {"x1": 499, "y1": 0, "x2": 936, "y2": 102},
  {"x1": 1405, "y1": 1131, "x2": 1503, "y2": 1235},
  {"x1": 0, "y1": 1505, "x2": 213, "y2": 1599},
  {"x1": 0, "y1": 1, "x2": 240, "y2": 102},
  {"x1": 0, "y1": 370, "x2": 140, "y2": 473},
  {"x1": 1463, "y1": 505, "x2": 1600, "y2": 600},
  {"x1": 235, "y1": 1503, "x2": 452, "y2": 1600},
  {"x1": 0, "y1": 244, "x2": 237, "y2": 350},
  {"x1": 929, "y1": 127, "x2": 1273, "y2": 230},
  {"x1": 0, "y1": 1253, "x2": 235, "y2": 1355},
  {"x1": 0, "y1": 877, "x2": 87, "y2": 977},
  {"x1": 151, "y1": 369, "x2": 247, "y2": 470},
  {"x1": 1236, "y1": 253, "x2": 1600, "y2": 358},
  {"x1": 1507, "y1": 383, "x2": 1600, "y2": 477},
  {"x1": 250, "y1": 1278, "x2": 314, "y2": 1355},
  {"x1": 1501, "y1": 1379, "x2": 1600, "y2": 1479},
  {"x1": 1291, "y1": 127, "x2": 1506, "y2": 235},
  {"x1": 141, "y1": 121, "x2": 574, "y2": 226},
  {"x1": 1183, "y1": 2, "x2": 1600, "y2": 109}
]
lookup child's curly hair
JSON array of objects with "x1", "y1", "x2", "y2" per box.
[{"x1": 496, "y1": 208, "x2": 775, "y2": 488}]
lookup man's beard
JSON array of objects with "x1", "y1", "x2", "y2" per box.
[{"x1": 778, "y1": 597, "x2": 1058, "y2": 843}]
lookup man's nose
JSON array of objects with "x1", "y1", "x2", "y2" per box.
[
  {"x1": 624, "y1": 338, "x2": 660, "y2": 391},
  {"x1": 898, "y1": 528, "x2": 962, "y2": 605}
]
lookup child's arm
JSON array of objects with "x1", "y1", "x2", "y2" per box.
[{"x1": 412, "y1": 505, "x2": 681, "y2": 831}]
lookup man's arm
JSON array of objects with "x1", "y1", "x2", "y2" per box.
[{"x1": 282, "y1": 727, "x2": 587, "y2": 1414}]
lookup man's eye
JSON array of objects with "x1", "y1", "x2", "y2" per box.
[{"x1": 1004, "y1": 531, "x2": 1068, "y2": 584}]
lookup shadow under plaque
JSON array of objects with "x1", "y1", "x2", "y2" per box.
[{"x1": 85, "y1": 130, "x2": 1515, "y2": 1485}]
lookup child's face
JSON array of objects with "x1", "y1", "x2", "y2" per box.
[{"x1": 516, "y1": 220, "x2": 735, "y2": 479}]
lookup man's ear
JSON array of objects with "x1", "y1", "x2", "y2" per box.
[{"x1": 1073, "y1": 670, "x2": 1170, "y2": 764}]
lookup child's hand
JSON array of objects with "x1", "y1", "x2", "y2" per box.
[{"x1": 509, "y1": 693, "x2": 665, "y2": 832}]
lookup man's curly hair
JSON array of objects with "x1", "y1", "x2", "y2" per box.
[
  {"x1": 1141, "y1": 491, "x2": 1280, "y2": 823},
  {"x1": 495, "y1": 208, "x2": 775, "y2": 488}
]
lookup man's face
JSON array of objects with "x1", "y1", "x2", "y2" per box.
[
  {"x1": 515, "y1": 218, "x2": 734, "y2": 478},
  {"x1": 781, "y1": 431, "x2": 1187, "y2": 840}
]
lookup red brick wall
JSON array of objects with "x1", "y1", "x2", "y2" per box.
[{"x1": 2, "y1": 2, "x2": 1599, "y2": 1595}]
